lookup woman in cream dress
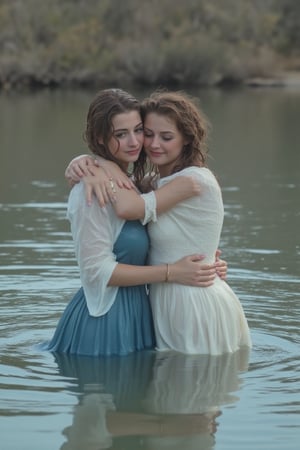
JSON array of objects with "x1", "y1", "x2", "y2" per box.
[
  {"x1": 140, "y1": 91, "x2": 251, "y2": 355},
  {"x1": 146, "y1": 165, "x2": 250, "y2": 354}
]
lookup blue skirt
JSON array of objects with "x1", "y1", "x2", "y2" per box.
[
  {"x1": 46, "y1": 221, "x2": 155, "y2": 357},
  {"x1": 53, "y1": 350, "x2": 156, "y2": 406},
  {"x1": 47, "y1": 285, "x2": 155, "y2": 357}
]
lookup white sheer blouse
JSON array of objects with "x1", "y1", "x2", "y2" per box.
[
  {"x1": 67, "y1": 182, "x2": 122, "y2": 316},
  {"x1": 67, "y1": 182, "x2": 156, "y2": 317}
]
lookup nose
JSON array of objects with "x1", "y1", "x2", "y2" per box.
[
  {"x1": 128, "y1": 132, "x2": 139, "y2": 146},
  {"x1": 149, "y1": 135, "x2": 160, "y2": 148}
]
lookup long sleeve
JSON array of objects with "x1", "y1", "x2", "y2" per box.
[{"x1": 67, "y1": 182, "x2": 124, "y2": 316}]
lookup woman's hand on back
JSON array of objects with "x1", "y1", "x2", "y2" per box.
[
  {"x1": 170, "y1": 254, "x2": 218, "y2": 287},
  {"x1": 215, "y1": 249, "x2": 227, "y2": 280}
]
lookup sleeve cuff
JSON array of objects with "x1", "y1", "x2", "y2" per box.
[{"x1": 141, "y1": 191, "x2": 157, "y2": 225}]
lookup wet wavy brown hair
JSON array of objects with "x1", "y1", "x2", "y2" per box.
[
  {"x1": 141, "y1": 90, "x2": 210, "y2": 177},
  {"x1": 84, "y1": 88, "x2": 147, "y2": 189}
]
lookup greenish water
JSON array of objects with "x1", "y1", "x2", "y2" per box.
[{"x1": 0, "y1": 87, "x2": 299, "y2": 449}]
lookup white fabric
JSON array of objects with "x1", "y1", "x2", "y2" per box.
[
  {"x1": 146, "y1": 166, "x2": 252, "y2": 355},
  {"x1": 67, "y1": 182, "x2": 124, "y2": 316},
  {"x1": 141, "y1": 190, "x2": 157, "y2": 225},
  {"x1": 143, "y1": 350, "x2": 249, "y2": 450},
  {"x1": 143, "y1": 350, "x2": 249, "y2": 414},
  {"x1": 61, "y1": 393, "x2": 115, "y2": 449}
]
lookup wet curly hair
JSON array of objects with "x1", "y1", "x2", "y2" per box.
[
  {"x1": 141, "y1": 90, "x2": 210, "y2": 176},
  {"x1": 84, "y1": 88, "x2": 147, "y2": 188}
]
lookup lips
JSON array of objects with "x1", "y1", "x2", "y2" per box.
[
  {"x1": 149, "y1": 151, "x2": 163, "y2": 157},
  {"x1": 126, "y1": 149, "x2": 140, "y2": 156}
]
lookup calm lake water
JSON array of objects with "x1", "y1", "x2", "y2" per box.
[{"x1": 0, "y1": 87, "x2": 299, "y2": 450}]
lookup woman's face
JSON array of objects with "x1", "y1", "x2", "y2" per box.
[
  {"x1": 143, "y1": 112, "x2": 186, "y2": 177},
  {"x1": 105, "y1": 111, "x2": 144, "y2": 170}
]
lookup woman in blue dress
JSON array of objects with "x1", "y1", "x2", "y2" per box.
[{"x1": 47, "y1": 89, "x2": 224, "y2": 357}]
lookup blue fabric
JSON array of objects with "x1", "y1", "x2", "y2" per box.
[
  {"x1": 47, "y1": 221, "x2": 155, "y2": 356},
  {"x1": 53, "y1": 351, "x2": 156, "y2": 408}
]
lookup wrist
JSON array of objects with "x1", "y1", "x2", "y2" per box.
[
  {"x1": 164, "y1": 263, "x2": 173, "y2": 282},
  {"x1": 165, "y1": 263, "x2": 170, "y2": 282}
]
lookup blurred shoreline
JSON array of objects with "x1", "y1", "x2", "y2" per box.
[
  {"x1": 245, "y1": 70, "x2": 300, "y2": 88},
  {"x1": 1, "y1": 70, "x2": 300, "y2": 93}
]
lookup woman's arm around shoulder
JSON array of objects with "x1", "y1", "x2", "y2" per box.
[{"x1": 112, "y1": 174, "x2": 201, "y2": 221}]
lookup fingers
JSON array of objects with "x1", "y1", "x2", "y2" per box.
[
  {"x1": 193, "y1": 261, "x2": 217, "y2": 286},
  {"x1": 190, "y1": 254, "x2": 206, "y2": 262},
  {"x1": 108, "y1": 178, "x2": 117, "y2": 201},
  {"x1": 95, "y1": 186, "x2": 108, "y2": 208},
  {"x1": 84, "y1": 178, "x2": 110, "y2": 208},
  {"x1": 100, "y1": 164, "x2": 133, "y2": 190},
  {"x1": 86, "y1": 165, "x2": 100, "y2": 177},
  {"x1": 85, "y1": 157, "x2": 96, "y2": 166},
  {"x1": 85, "y1": 184, "x2": 94, "y2": 207},
  {"x1": 195, "y1": 263, "x2": 227, "y2": 285},
  {"x1": 66, "y1": 177, "x2": 76, "y2": 188},
  {"x1": 215, "y1": 249, "x2": 221, "y2": 260},
  {"x1": 215, "y1": 259, "x2": 227, "y2": 280},
  {"x1": 100, "y1": 171, "x2": 125, "y2": 195},
  {"x1": 66, "y1": 159, "x2": 97, "y2": 181},
  {"x1": 124, "y1": 178, "x2": 135, "y2": 189},
  {"x1": 91, "y1": 179, "x2": 117, "y2": 207},
  {"x1": 216, "y1": 269, "x2": 227, "y2": 280},
  {"x1": 176, "y1": 254, "x2": 227, "y2": 287},
  {"x1": 78, "y1": 162, "x2": 93, "y2": 177},
  {"x1": 215, "y1": 250, "x2": 228, "y2": 278},
  {"x1": 191, "y1": 255, "x2": 228, "y2": 282},
  {"x1": 66, "y1": 163, "x2": 87, "y2": 179},
  {"x1": 116, "y1": 178, "x2": 135, "y2": 189},
  {"x1": 65, "y1": 167, "x2": 81, "y2": 183},
  {"x1": 196, "y1": 272, "x2": 216, "y2": 286},
  {"x1": 197, "y1": 280, "x2": 215, "y2": 287},
  {"x1": 100, "y1": 163, "x2": 131, "y2": 189}
]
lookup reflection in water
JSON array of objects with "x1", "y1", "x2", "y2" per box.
[
  {"x1": 54, "y1": 349, "x2": 250, "y2": 450},
  {"x1": 1, "y1": 89, "x2": 299, "y2": 449}
]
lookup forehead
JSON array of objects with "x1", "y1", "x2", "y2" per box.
[
  {"x1": 112, "y1": 110, "x2": 141, "y2": 129},
  {"x1": 144, "y1": 112, "x2": 177, "y2": 131}
]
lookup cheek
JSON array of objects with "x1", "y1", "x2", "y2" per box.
[
  {"x1": 110, "y1": 144, "x2": 119, "y2": 156},
  {"x1": 172, "y1": 142, "x2": 184, "y2": 156},
  {"x1": 108, "y1": 137, "x2": 119, "y2": 155},
  {"x1": 137, "y1": 134, "x2": 145, "y2": 147},
  {"x1": 143, "y1": 137, "x2": 151, "y2": 149}
]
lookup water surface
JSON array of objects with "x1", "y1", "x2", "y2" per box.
[{"x1": 0, "y1": 87, "x2": 299, "y2": 449}]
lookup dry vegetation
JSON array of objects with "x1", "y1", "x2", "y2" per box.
[{"x1": 0, "y1": 0, "x2": 299, "y2": 90}]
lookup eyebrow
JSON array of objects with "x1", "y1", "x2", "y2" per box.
[
  {"x1": 114, "y1": 128, "x2": 127, "y2": 133},
  {"x1": 144, "y1": 127, "x2": 175, "y2": 134},
  {"x1": 114, "y1": 121, "x2": 143, "y2": 132}
]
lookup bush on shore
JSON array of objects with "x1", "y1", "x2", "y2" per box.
[{"x1": 0, "y1": 0, "x2": 299, "y2": 90}]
